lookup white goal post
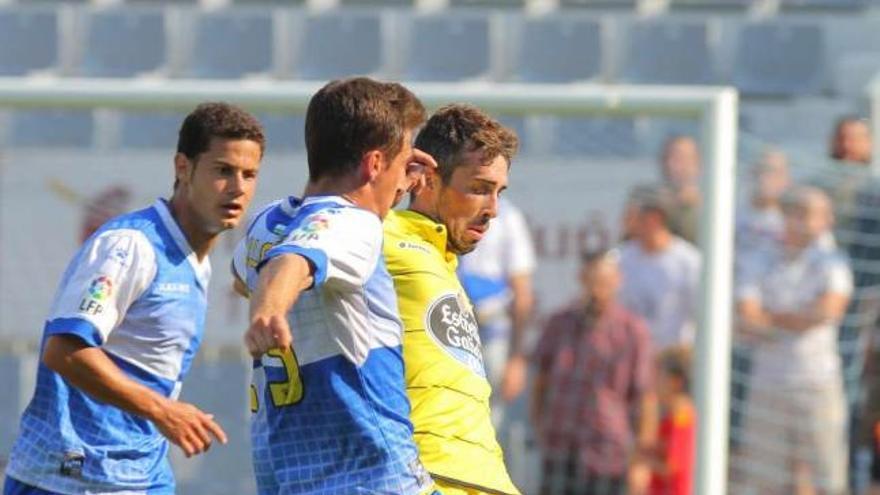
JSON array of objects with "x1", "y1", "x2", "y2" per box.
[{"x1": 0, "y1": 77, "x2": 738, "y2": 495}]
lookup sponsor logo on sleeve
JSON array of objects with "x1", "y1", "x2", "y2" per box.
[
  {"x1": 425, "y1": 292, "x2": 486, "y2": 378},
  {"x1": 289, "y1": 214, "x2": 331, "y2": 242},
  {"x1": 79, "y1": 275, "x2": 113, "y2": 315}
]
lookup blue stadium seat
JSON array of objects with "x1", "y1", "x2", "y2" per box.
[
  {"x1": 781, "y1": 0, "x2": 867, "y2": 9},
  {"x1": 553, "y1": 117, "x2": 641, "y2": 158},
  {"x1": 10, "y1": 110, "x2": 94, "y2": 148},
  {"x1": 449, "y1": 0, "x2": 526, "y2": 6},
  {"x1": 732, "y1": 22, "x2": 826, "y2": 97},
  {"x1": 403, "y1": 14, "x2": 490, "y2": 82},
  {"x1": 514, "y1": 16, "x2": 602, "y2": 83},
  {"x1": 80, "y1": 9, "x2": 166, "y2": 77},
  {"x1": 120, "y1": 112, "x2": 186, "y2": 149},
  {"x1": 188, "y1": 11, "x2": 273, "y2": 79},
  {"x1": 621, "y1": 21, "x2": 713, "y2": 85},
  {"x1": 294, "y1": 12, "x2": 382, "y2": 80},
  {"x1": 668, "y1": 0, "x2": 753, "y2": 8},
  {"x1": 0, "y1": 9, "x2": 58, "y2": 76},
  {"x1": 559, "y1": 0, "x2": 637, "y2": 8}
]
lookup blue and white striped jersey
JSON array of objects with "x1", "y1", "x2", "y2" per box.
[
  {"x1": 232, "y1": 196, "x2": 432, "y2": 495},
  {"x1": 7, "y1": 199, "x2": 211, "y2": 495}
]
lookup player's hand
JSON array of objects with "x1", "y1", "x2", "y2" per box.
[
  {"x1": 245, "y1": 313, "x2": 292, "y2": 358},
  {"x1": 500, "y1": 354, "x2": 528, "y2": 402},
  {"x1": 153, "y1": 399, "x2": 228, "y2": 458},
  {"x1": 407, "y1": 148, "x2": 439, "y2": 195}
]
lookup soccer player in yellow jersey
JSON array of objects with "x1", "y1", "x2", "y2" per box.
[{"x1": 384, "y1": 104, "x2": 521, "y2": 495}]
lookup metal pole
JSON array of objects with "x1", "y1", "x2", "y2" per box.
[{"x1": 694, "y1": 88, "x2": 738, "y2": 495}]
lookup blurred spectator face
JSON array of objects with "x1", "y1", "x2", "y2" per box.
[
  {"x1": 661, "y1": 136, "x2": 701, "y2": 190},
  {"x1": 753, "y1": 151, "x2": 790, "y2": 204},
  {"x1": 782, "y1": 187, "x2": 833, "y2": 249},
  {"x1": 579, "y1": 254, "x2": 621, "y2": 311},
  {"x1": 632, "y1": 206, "x2": 668, "y2": 243},
  {"x1": 830, "y1": 118, "x2": 872, "y2": 164}
]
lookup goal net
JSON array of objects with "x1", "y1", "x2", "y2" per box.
[{"x1": 0, "y1": 78, "x2": 737, "y2": 495}]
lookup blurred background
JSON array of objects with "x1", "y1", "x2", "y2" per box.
[{"x1": 0, "y1": 0, "x2": 878, "y2": 494}]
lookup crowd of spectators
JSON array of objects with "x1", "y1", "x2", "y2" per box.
[{"x1": 463, "y1": 116, "x2": 880, "y2": 494}]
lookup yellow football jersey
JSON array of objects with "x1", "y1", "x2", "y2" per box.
[{"x1": 384, "y1": 210, "x2": 520, "y2": 495}]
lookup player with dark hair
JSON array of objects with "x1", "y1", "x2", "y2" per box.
[
  {"x1": 239, "y1": 77, "x2": 439, "y2": 494},
  {"x1": 384, "y1": 103, "x2": 521, "y2": 495},
  {"x1": 4, "y1": 102, "x2": 265, "y2": 495}
]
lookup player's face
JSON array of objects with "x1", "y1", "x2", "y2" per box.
[
  {"x1": 436, "y1": 151, "x2": 509, "y2": 255},
  {"x1": 178, "y1": 137, "x2": 261, "y2": 234},
  {"x1": 375, "y1": 131, "x2": 414, "y2": 218}
]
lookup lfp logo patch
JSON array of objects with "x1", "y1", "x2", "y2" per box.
[{"x1": 88, "y1": 276, "x2": 113, "y2": 301}]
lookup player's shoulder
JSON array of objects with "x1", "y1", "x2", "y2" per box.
[
  {"x1": 246, "y1": 196, "x2": 301, "y2": 240},
  {"x1": 88, "y1": 207, "x2": 159, "y2": 260},
  {"x1": 383, "y1": 211, "x2": 440, "y2": 264}
]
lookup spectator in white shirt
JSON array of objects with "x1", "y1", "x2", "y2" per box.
[
  {"x1": 736, "y1": 149, "x2": 790, "y2": 263},
  {"x1": 618, "y1": 185, "x2": 701, "y2": 350},
  {"x1": 736, "y1": 186, "x2": 852, "y2": 495}
]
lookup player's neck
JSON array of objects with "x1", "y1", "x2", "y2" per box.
[
  {"x1": 307, "y1": 177, "x2": 381, "y2": 216},
  {"x1": 168, "y1": 195, "x2": 218, "y2": 261}
]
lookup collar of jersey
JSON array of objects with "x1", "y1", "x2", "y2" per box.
[
  {"x1": 153, "y1": 198, "x2": 212, "y2": 285},
  {"x1": 300, "y1": 194, "x2": 355, "y2": 209},
  {"x1": 394, "y1": 209, "x2": 457, "y2": 266}
]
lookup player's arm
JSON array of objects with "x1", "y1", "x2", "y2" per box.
[
  {"x1": 42, "y1": 335, "x2": 226, "y2": 457},
  {"x1": 245, "y1": 254, "x2": 314, "y2": 358}
]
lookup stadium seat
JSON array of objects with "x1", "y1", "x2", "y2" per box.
[
  {"x1": 449, "y1": 0, "x2": 526, "y2": 7},
  {"x1": 620, "y1": 21, "x2": 714, "y2": 85},
  {"x1": 559, "y1": 0, "x2": 636, "y2": 8},
  {"x1": 667, "y1": 0, "x2": 753, "y2": 9},
  {"x1": 831, "y1": 52, "x2": 880, "y2": 99},
  {"x1": 732, "y1": 22, "x2": 826, "y2": 97},
  {"x1": 552, "y1": 117, "x2": 641, "y2": 158},
  {"x1": 120, "y1": 112, "x2": 186, "y2": 149},
  {"x1": 294, "y1": 12, "x2": 382, "y2": 81},
  {"x1": 402, "y1": 14, "x2": 490, "y2": 82},
  {"x1": 10, "y1": 110, "x2": 94, "y2": 148},
  {"x1": 513, "y1": 16, "x2": 602, "y2": 83},
  {"x1": 80, "y1": 9, "x2": 166, "y2": 78},
  {"x1": 188, "y1": 11, "x2": 274, "y2": 79},
  {"x1": 0, "y1": 9, "x2": 58, "y2": 76},
  {"x1": 780, "y1": 0, "x2": 868, "y2": 9}
]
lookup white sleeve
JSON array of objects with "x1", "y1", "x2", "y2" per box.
[
  {"x1": 264, "y1": 208, "x2": 381, "y2": 291},
  {"x1": 45, "y1": 229, "x2": 157, "y2": 346},
  {"x1": 824, "y1": 255, "x2": 854, "y2": 297},
  {"x1": 502, "y1": 205, "x2": 536, "y2": 277}
]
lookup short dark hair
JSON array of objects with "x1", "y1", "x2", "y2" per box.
[
  {"x1": 580, "y1": 247, "x2": 617, "y2": 267},
  {"x1": 305, "y1": 77, "x2": 426, "y2": 182},
  {"x1": 627, "y1": 184, "x2": 673, "y2": 224},
  {"x1": 659, "y1": 346, "x2": 692, "y2": 393},
  {"x1": 414, "y1": 104, "x2": 519, "y2": 185},
  {"x1": 177, "y1": 102, "x2": 265, "y2": 160}
]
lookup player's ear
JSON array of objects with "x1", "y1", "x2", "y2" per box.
[
  {"x1": 174, "y1": 153, "x2": 194, "y2": 187},
  {"x1": 361, "y1": 149, "x2": 384, "y2": 183}
]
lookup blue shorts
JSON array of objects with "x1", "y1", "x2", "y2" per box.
[{"x1": 3, "y1": 478, "x2": 60, "y2": 495}]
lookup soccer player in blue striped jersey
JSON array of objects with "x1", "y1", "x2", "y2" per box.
[
  {"x1": 4, "y1": 103, "x2": 265, "y2": 495},
  {"x1": 241, "y1": 77, "x2": 439, "y2": 494}
]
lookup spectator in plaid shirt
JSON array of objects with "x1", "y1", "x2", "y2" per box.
[{"x1": 531, "y1": 249, "x2": 657, "y2": 495}]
